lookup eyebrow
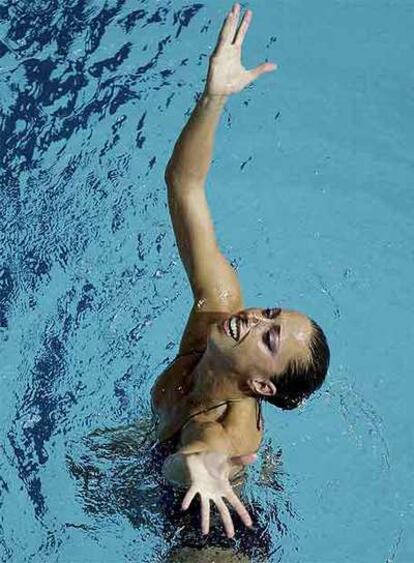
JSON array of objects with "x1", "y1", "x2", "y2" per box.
[{"x1": 270, "y1": 308, "x2": 282, "y2": 319}]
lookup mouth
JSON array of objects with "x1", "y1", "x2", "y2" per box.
[{"x1": 222, "y1": 314, "x2": 244, "y2": 342}]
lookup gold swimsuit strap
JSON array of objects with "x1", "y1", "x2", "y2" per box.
[{"x1": 181, "y1": 398, "x2": 262, "y2": 432}]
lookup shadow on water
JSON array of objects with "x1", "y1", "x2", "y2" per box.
[{"x1": 66, "y1": 417, "x2": 297, "y2": 562}]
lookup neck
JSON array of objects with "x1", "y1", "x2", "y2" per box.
[{"x1": 188, "y1": 348, "x2": 246, "y2": 409}]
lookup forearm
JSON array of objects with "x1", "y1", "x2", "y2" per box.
[
  {"x1": 162, "y1": 421, "x2": 233, "y2": 486},
  {"x1": 179, "y1": 420, "x2": 233, "y2": 456},
  {"x1": 166, "y1": 92, "x2": 228, "y2": 184}
]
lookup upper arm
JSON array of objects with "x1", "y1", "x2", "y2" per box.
[
  {"x1": 166, "y1": 171, "x2": 244, "y2": 353},
  {"x1": 179, "y1": 420, "x2": 232, "y2": 456}
]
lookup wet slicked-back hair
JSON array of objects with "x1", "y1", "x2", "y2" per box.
[{"x1": 266, "y1": 319, "x2": 330, "y2": 410}]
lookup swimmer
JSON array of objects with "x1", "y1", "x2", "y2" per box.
[{"x1": 151, "y1": 2, "x2": 330, "y2": 539}]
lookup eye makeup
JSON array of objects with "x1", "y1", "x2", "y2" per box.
[{"x1": 263, "y1": 325, "x2": 280, "y2": 354}]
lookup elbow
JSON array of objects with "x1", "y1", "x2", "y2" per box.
[
  {"x1": 164, "y1": 162, "x2": 172, "y2": 180},
  {"x1": 164, "y1": 167, "x2": 172, "y2": 186},
  {"x1": 164, "y1": 165, "x2": 179, "y2": 190},
  {"x1": 164, "y1": 161, "x2": 178, "y2": 184},
  {"x1": 164, "y1": 163, "x2": 205, "y2": 190}
]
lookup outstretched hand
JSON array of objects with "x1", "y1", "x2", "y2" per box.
[
  {"x1": 181, "y1": 451, "x2": 257, "y2": 538},
  {"x1": 205, "y1": 3, "x2": 277, "y2": 97}
]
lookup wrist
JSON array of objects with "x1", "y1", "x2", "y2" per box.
[
  {"x1": 162, "y1": 452, "x2": 191, "y2": 487},
  {"x1": 179, "y1": 441, "x2": 209, "y2": 456},
  {"x1": 200, "y1": 89, "x2": 228, "y2": 107}
]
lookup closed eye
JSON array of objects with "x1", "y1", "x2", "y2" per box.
[
  {"x1": 263, "y1": 325, "x2": 280, "y2": 353},
  {"x1": 263, "y1": 329, "x2": 277, "y2": 353}
]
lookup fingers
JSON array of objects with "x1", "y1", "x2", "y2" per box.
[
  {"x1": 181, "y1": 486, "x2": 197, "y2": 511},
  {"x1": 249, "y1": 62, "x2": 278, "y2": 81},
  {"x1": 226, "y1": 490, "x2": 253, "y2": 528},
  {"x1": 215, "y1": 498, "x2": 235, "y2": 538},
  {"x1": 215, "y1": 4, "x2": 240, "y2": 52},
  {"x1": 233, "y1": 8, "x2": 252, "y2": 48},
  {"x1": 201, "y1": 497, "x2": 210, "y2": 535}
]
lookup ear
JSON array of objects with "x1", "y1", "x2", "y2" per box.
[{"x1": 247, "y1": 377, "x2": 277, "y2": 398}]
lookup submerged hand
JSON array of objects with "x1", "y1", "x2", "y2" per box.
[
  {"x1": 181, "y1": 451, "x2": 256, "y2": 538},
  {"x1": 205, "y1": 3, "x2": 277, "y2": 97}
]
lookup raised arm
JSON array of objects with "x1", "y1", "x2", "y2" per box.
[{"x1": 165, "y1": 3, "x2": 277, "y2": 353}]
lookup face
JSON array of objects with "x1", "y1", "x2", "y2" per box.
[{"x1": 208, "y1": 307, "x2": 313, "y2": 387}]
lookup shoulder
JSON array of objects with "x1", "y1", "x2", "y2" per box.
[{"x1": 151, "y1": 350, "x2": 205, "y2": 417}]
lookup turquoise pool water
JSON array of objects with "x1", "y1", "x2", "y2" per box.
[{"x1": 1, "y1": 1, "x2": 413, "y2": 561}]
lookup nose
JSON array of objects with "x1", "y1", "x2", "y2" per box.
[
  {"x1": 247, "y1": 308, "x2": 281, "y2": 326},
  {"x1": 247, "y1": 312, "x2": 264, "y2": 327}
]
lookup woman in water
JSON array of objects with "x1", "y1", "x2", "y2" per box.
[{"x1": 152, "y1": 2, "x2": 330, "y2": 539}]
